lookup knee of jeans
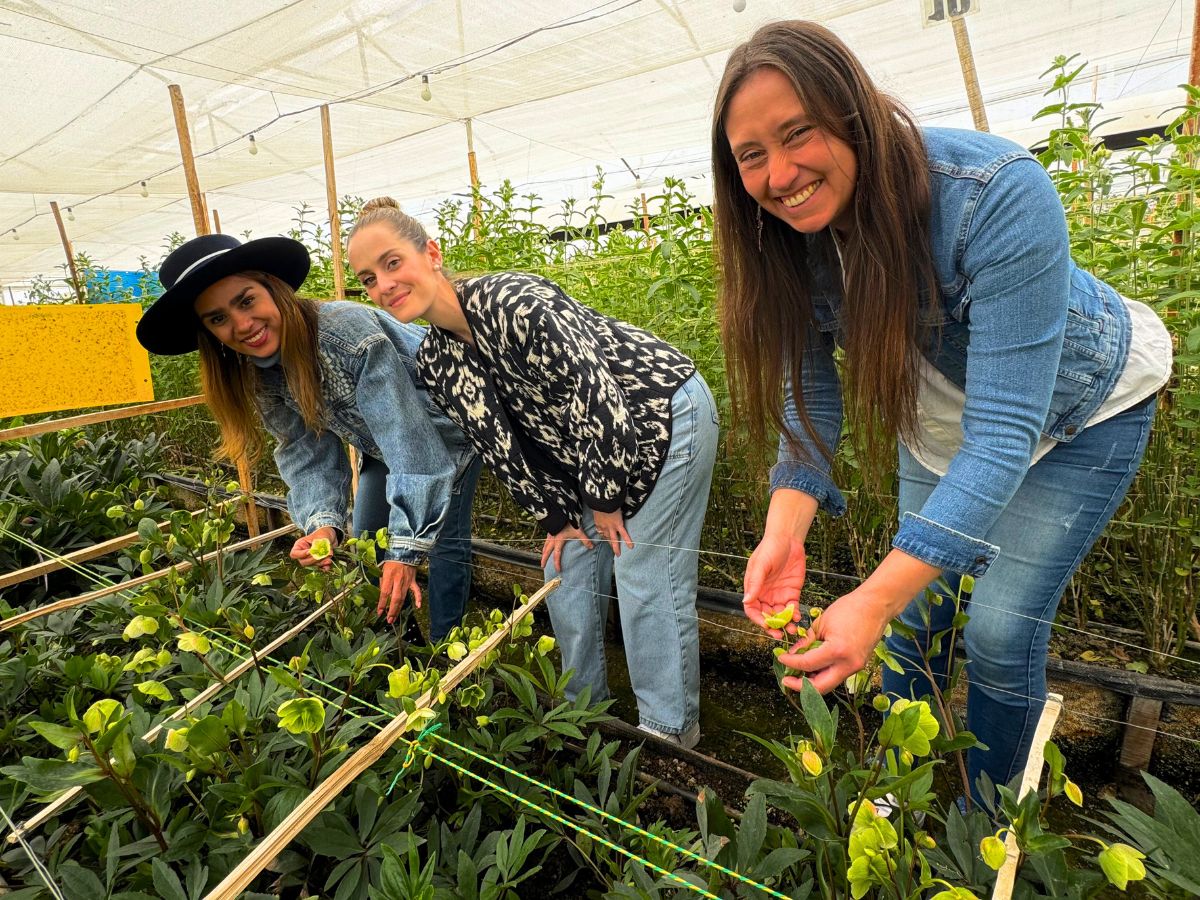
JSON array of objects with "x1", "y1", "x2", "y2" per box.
[{"x1": 962, "y1": 626, "x2": 1047, "y2": 696}]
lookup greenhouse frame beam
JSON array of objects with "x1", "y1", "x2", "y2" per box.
[{"x1": 204, "y1": 577, "x2": 561, "y2": 900}]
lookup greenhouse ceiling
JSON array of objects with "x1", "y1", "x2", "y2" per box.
[{"x1": 0, "y1": 0, "x2": 1193, "y2": 283}]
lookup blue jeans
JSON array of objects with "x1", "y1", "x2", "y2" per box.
[
  {"x1": 543, "y1": 372, "x2": 719, "y2": 735},
  {"x1": 883, "y1": 395, "x2": 1157, "y2": 802},
  {"x1": 354, "y1": 454, "x2": 483, "y2": 641}
]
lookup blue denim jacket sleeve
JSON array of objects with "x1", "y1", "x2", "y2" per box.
[
  {"x1": 770, "y1": 325, "x2": 848, "y2": 516},
  {"x1": 259, "y1": 393, "x2": 353, "y2": 540},
  {"x1": 354, "y1": 333, "x2": 457, "y2": 566},
  {"x1": 892, "y1": 157, "x2": 1071, "y2": 576}
]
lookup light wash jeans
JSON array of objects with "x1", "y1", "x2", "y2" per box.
[
  {"x1": 354, "y1": 454, "x2": 483, "y2": 641},
  {"x1": 543, "y1": 372, "x2": 719, "y2": 735},
  {"x1": 883, "y1": 394, "x2": 1157, "y2": 802}
]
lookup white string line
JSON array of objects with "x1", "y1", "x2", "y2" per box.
[
  {"x1": 0, "y1": 797, "x2": 67, "y2": 900},
  {"x1": 440, "y1": 535, "x2": 1200, "y2": 669},
  {"x1": 449, "y1": 554, "x2": 1200, "y2": 750}
]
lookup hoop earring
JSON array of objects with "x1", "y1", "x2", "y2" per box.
[{"x1": 756, "y1": 205, "x2": 764, "y2": 253}]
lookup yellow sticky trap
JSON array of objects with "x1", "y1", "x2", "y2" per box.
[{"x1": 0, "y1": 304, "x2": 153, "y2": 417}]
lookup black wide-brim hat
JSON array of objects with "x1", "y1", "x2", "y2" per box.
[{"x1": 136, "y1": 233, "x2": 311, "y2": 355}]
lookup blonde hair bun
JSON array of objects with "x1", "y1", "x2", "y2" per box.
[{"x1": 362, "y1": 196, "x2": 402, "y2": 213}]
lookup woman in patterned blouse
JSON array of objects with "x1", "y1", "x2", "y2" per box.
[{"x1": 348, "y1": 197, "x2": 719, "y2": 747}]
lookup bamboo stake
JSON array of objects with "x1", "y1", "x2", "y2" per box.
[
  {"x1": 204, "y1": 577, "x2": 560, "y2": 900},
  {"x1": 950, "y1": 14, "x2": 989, "y2": 132},
  {"x1": 990, "y1": 693, "x2": 1064, "y2": 900},
  {"x1": 49, "y1": 201, "x2": 85, "y2": 304},
  {"x1": 168, "y1": 84, "x2": 209, "y2": 237},
  {"x1": 466, "y1": 117, "x2": 482, "y2": 241},
  {"x1": 1, "y1": 525, "x2": 295, "y2": 631},
  {"x1": 212, "y1": 208, "x2": 222, "y2": 234},
  {"x1": 0, "y1": 395, "x2": 205, "y2": 442},
  {"x1": 6, "y1": 589, "x2": 350, "y2": 844},
  {"x1": 1187, "y1": 0, "x2": 1200, "y2": 136},
  {"x1": 0, "y1": 504, "x2": 229, "y2": 590},
  {"x1": 319, "y1": 105, "x2": 345, "y2": 303},
  {"x1": 235, "y1": 455, "x2": 260, "y2": 538}
]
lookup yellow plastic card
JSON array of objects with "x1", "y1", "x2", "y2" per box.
[{"x1": 0, "y1": 303, "x2": 153, "y2": 418}]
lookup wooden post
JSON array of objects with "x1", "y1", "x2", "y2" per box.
[
  {"x1": 235, "y1": 455, "x2": 261, "y2": 537},
  {"x1": 950, "y1": 14, "x2": 989, "y2": 132},
  {"x1": 168, "y1": 84, "x2": 210, "y2": 237},
  {"x1": 204, "y1": 579, "x2": 560, "y2": 900},
  {"x1": 319, "y1": 105, "x2": 346, "y2": 303},
  {"x1": 49, "y1": 201, "x2": 85, "y2": 304},
  {"x1": 466, "y1": 117, "x2": 482, "y2": 241},
  {"x1": 211, "y1": 207, "x2": 221, "y2": 234},
  {"x1": 991, "y1": 693, "x2": 1063, "y2": 900}
]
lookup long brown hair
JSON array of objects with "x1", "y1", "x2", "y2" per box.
[
  {"x1": 713, "y1": 20, "x2": 938, "y2": 476},
  {"x1": 197, "y1": 271, "x2": 324, "y2": 464}
]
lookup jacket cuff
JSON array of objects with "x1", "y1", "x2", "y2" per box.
[
  {"x1": 539, "y1": 509, "x2": 570, "y2": 535},
  {"x1": 769, "y1": 460, "x2": 847, "y2": 517},
  {"x1": 583, "y1": 491, "x2": 626, "y2": 514},
  {"x1": 383, "y1": 537, "x2": 434, "y2": 566},
  {"x1": 303, "y1": 513, "x2": 347, "y2": 541},
  {"x1": 892, "y1": 512, "x2": 999, "y2": 576}
]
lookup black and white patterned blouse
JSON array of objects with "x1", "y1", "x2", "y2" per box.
[{"x1": 416, "y1": 272, "x2": 696, "y2": 534}]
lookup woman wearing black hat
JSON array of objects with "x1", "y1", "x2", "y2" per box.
[{"x1": 136, "y1": 234, "x2": 480, "y2": 639}]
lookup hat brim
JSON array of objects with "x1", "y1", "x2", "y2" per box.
[{"x1": 136, "y1": 237, "x2": 312, "y2": 355}]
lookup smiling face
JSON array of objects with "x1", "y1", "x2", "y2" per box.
[
  {"x1": 194, "y1": 274, "x2": 283, "y2": 358},
  {"x1": 348, "y1": 224, "x2": 443, "y2": 323},
  {"x1": 723, "y1": 66, "x2": 858, "y2": 235}
]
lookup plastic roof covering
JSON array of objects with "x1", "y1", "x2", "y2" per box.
[{"x1": 0, "y1": 0, "x2": 1193, "y2": 285}]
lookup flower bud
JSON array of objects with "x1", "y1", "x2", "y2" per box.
[{"x1": 872, "y1": 695, "x2": 891, "y2": 712}]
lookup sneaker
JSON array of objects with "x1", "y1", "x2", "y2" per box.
[{"x1": 637, "y1": 722, "x2": 701, "y2": 750}]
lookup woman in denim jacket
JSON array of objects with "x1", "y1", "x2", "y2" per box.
[
  {"x1": 713, "y1": 21, "x2": 1169, "y2": 800},
  {"x1": 135, "y1": 234, "x2": 481, "y2": 640},
  {"x1": 347, "y1": 198, "x2": 719, "y2": 748}
]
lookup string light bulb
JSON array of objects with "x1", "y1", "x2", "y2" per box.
[
  {"x1": 11, "y1": 228, "x2": 18, "y2": 241},
  {"x1": 67, "y1": 207, "x2": 75, "y2": 221},
  {"x1": 732, "y1": 0, "x2": 746, "y2": 10},
  {"x1": 248, "y1": 134, "x2": 258, "y2": 155},
  {"x1": 420, "y1": 75, "x2": 432, "y2": 102},
  {"x1": 140, "y1": 180, "x2": 149, "y2": 198}
]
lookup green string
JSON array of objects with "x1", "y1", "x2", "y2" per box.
[{"x1": 3, "y1": 528, "x2": 791, "y2": 898}]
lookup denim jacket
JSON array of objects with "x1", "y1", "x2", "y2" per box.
[
  {"x1": 255, "y1": 301, "x2": 474, "y2": 565},
  {"x1": 771, "y1": 127, "x2": 1132, "y2": 577}
]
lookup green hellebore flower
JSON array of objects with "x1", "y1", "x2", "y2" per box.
[
  {"x1": 1098, "y1": 843, "x2": 1147, "y2": 890},
  {"x1": 309, "y1": 538, "x2": 332, "y2": 560},
  {"x1": 763, "y1": 602, "x2": 796, "y2": 631},
  {"x1": 536, "y1": 635, "x2": 556, "y2": 655},
  {"x1": 980, "y1": 834, "x2": 1007, "y2": 870}
]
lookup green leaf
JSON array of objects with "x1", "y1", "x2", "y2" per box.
[
  {"x1": 151, "y1": 859, "x2": 188, "y2": 900},
  {"x1": 277, "y1": 697, "x2": 326, "y2": 734},
  {"x1": 135, "y1": 680, "x2": 173, "y2": 702},
  {"x1": 29, "y1": 720, "x2": 82, "y2": 750},
  {"x1": 186, "y1": 715, "x2": 230, "y2": 755}
]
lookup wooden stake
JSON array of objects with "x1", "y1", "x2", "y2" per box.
[
  {"x1": 235, "y1": 455, "x2": 260, "y2": 538},
  {"x1": 0, "y1": 395, "x2": 204, "y2": 443},
  {"x1": 168, "y1": 84, "x2": 210, "y2": 237},
  {"x1": 466, "y1": 117, "x2": 482, "y2": 241},
  {"x1": 991, "y1": 693, "x2": 1063, "y2": 900},
  {"x1": 950, "y1": 15, "x2": 989, "y2": 132},
  {"x1": 49, "y1": 201, "x2": 85, "y2": 304},
  {"x1": 204, "y1": 578, "x2": 560, "y2": 900},
  {"x1": 7, "y1": 589, "x2": 351, "y2": 844},
  {"x1": 0, "y1": 525, "x2": 295, "y2": 632},
  {"x1": 212, "y1": 207, "x2": 222, "y2": 234},
  {"x1": 0, "y1": 505, "x2": 228, "y2": 590},
  {"x1": 1118, "y1": 696, "x2": 1163, "y2": 771},
  {"x1": 319, "y1": 105, "x2": 346, "y2": 302}
]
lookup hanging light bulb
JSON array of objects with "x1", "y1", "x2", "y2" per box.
[
  {"x1": 248, "y1": 134, "x2": 259, "y2": 155},
  {"x1": 67, "y1": 207, "x2": 75, "y2": 221},
  {"x1": 420, "y1": 74, "x2": 432, "y2": 102},
  {"x1": 11, "y1": 228, "x2": 18, "y2": 241},
  {"x1": 732, "y1": 0, "x2": 746, "y2": 10},
  {"x1": 140, "y1": 180, "x2": 149, "y2": 198}
]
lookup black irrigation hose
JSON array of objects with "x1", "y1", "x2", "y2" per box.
[{"x1": 159, "y1": 472, "x2": 1200, "y2": 707}]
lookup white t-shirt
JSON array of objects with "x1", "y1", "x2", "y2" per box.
[{"x1": 904, "y1": 298, "x2": 1172, "y2": 476}]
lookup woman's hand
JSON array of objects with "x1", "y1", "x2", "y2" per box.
[
  {"x1": 289, "y1": 526, "x2": 339, "y2": 571},
  {"x1": 377, "y1": 561, "x2": 421, "y2": 624},
  {"x1": 591, "y1": 509, "x2": 634, "y2": 556},
  {"x1": 777, "y1": 587, "x2": 892, "y2": 694},
  {"x1": 742, "y1": 531, "x2": 807, "y2": 638},
  {"x1": 541, "y1": 525, "x2": 595, "y2": 573}
]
